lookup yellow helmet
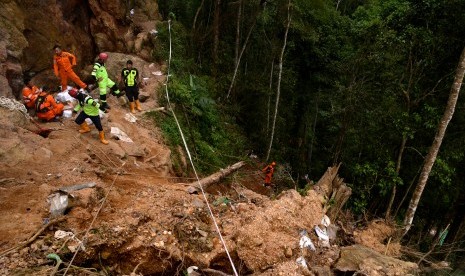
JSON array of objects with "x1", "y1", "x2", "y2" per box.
[{"x1": 271, "y1": 161, "x2": 276, "y2": 166}]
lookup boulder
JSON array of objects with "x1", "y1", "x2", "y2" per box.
[
  {"x1": 109, "y1": 142, "x2": 126, "y2": 159},
  {"x1": 138, "y1": 93, "x2": 150, "y2": 103},
  {"x1": 0, "y1": 76, "x2": 13, "y2": 98},
  {"x1": 0, "y1": 0, "x2": 161, "y2": 98},
  {"x1": 120, "y1": 142, "x2": 145, "y2": 157},
  {"x1": 334, "y1": 245, "x2": 418, "y2": 276}
]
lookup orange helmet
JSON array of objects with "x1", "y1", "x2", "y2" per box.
[
  {"x1": 271, "y1": 161, "x2": 276, "y2": 166},
  {"x1": 68, "y1": 87, "x2": 79, "y2": 98},
  {"x1": 98, "y1": 52, "x2": 108, "y2": 61}
]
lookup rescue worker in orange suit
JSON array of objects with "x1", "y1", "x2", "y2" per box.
[
  {"x1": 22, "y1": 77, "x2": 40, "y2": 110},
  {"x1": 53, "y1": 45, "x2": 88, "y2": 91},
  {"x1": 35, "y1": 87, "x2": 64, "y2": 121},
  {"x1": 68, "y1": 88, "x2": 109, "y2": 145},
  {"x1": 262, "y1": 161, "x2": 276, "y2": 187}
]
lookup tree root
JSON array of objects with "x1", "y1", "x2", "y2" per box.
[{"x1": 0, "y1": 217, "x2": 66, "y2": 257}]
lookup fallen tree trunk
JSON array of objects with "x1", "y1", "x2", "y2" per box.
[
  {"x1": 313, "y1": 164, "x2": 352, "y2": 221},
  {"x1": 186, "y1": 161, "x2": 245, "y2": 193}
]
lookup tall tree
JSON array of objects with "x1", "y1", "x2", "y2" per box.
[
  {"x1": 234, "y1": 0, "x2": 242, "y2": 68},
  {"x1": 213, "y1": 0, "x2": 222, "y2": 76},
  {"x1": 226, "y1": 1, "x2": 267, "y2": 99},
  {"x1": 403, "y1": 46, "x2": 465, "y2": 235},
  {"x1": 266, "y1": 0, "x2": 291, "y2": 161}
]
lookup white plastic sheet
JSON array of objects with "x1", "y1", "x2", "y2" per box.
[
  {"x1": 315, "y1": 225, "x2": 329, "y2": 241},
  {"x1": 110, "y1": 127, "x2": 133, "y2": 143},
  {"x1": 299, "y1": 230, "x2": 316, "y2": 251},
  {"x1": 56, "y1": 91, "x2": 76, "y2": 104},
  {"x1": 63, "y1": 110, "x2": 73, "y2": 118},
  {"x1": 48, "y1": 192, "x2": 69, "y2": 217},
  {"x1": 321, "y1": 215, "x2": 331, "y2": 227},
  {"x1": 124, "y1": 113, "x2": 138, "y2": 123},
  {"x1": 54, "y1": 230, "x2": 74, "y2": 239},
  {"x1": 296, "y1": 256, "x2": 308, "y2": 269}
]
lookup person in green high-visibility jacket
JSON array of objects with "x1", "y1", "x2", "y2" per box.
[
  {"x1": 90, "y1": 53, "x2": 123, "y2": 112},
  {"x1": 120, "y1": 59, "x2": 142, "y2": 114},
  {"x1": 68, "y1": 87, "x2": 109, "y2": 145}
]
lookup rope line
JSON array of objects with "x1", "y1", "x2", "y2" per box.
[
  {"x1": 63, "y1": 162, "x2": 126, "y2": 276},
  {"x1": 164, "y1": 20, "x2": 239, "y2": 276}
]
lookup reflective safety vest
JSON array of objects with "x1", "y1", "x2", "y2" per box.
[
  {"x1": 74, "y1": 92, "x2": 100, "y2": 116},
  {"x1": 91, "y1": 62, "x2": 108, "y2": 81},
  {"x1": 122, "y1": 68, "x2": 138, "y2": 87},
  {"x1": 35, "y1": 93, "x2": 50, "y2": 113}
]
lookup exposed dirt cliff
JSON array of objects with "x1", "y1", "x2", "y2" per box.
[{"x1": 0, "y1": 0, "x2": 160, "y2": 98}]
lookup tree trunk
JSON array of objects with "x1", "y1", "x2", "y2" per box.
[
  {"x1": 403, "y1": 46, "x2": 465, "y2": 235},
  {"x1": 393, "y1": 165, "x2": 421, "y2": 218},
  {"x1": 193, "y1": 0, "x2": 205, "y2": 31},
  {"x1": 444, "y1": 189, "x2": 465, "y2": 251},
  {"x1": 313, "y1": 164, "x2": 352, "y2": 221},
  {"x1": 265, "y1": 0, "x2": 291, "y2": 161},
  {"x1": 213, "y1": 0, "x2": 221, "y2": 76},
  {"x1": 385, "y1": 135, "x2": 407, "y2": 220},
  {"x1": 308, "y1": 100, "x2": 318, "y2": 175},
  {"x1": 336, "y1": 0, "x2": 342, "y2": 11},
  {"x1": 266, "y1": 61, "x2": 274, "y2": 137},
  {"x1": 234, "y1": 0, "x2": 242, "y2": 69},
  {"x1": 186, "y1": 161, "x2": 245, "y2": 192},
  {"x1": 226, "y1": 19, "x2": 258, "y2": 99},
  {"x1": 226, "y1": 2, "x2": 267, "y2": 99}
]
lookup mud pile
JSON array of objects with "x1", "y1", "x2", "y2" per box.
[{"x1": 0, "y1": 60, "x2": 418, "y2": 275}]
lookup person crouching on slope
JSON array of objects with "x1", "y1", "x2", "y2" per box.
[
  {"x1": 90, "y1": 53, "x2": 123, "y2": 112},
  {"x1": 68, "y1": 88, "x2": 109, "y2": 145},
  {"x1": 22, "y1": 77, "x2": 40, "y2": 111},
  {"x1": 35, "y1": 87, "x2": 64, "y2": 122},
  {"x1": 53, "y1": 45, "x2": 88, "y2": 92}
]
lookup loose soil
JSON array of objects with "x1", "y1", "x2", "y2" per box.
[{"x1": 0, "y1": 59, "x2": 418, "y2": 276}]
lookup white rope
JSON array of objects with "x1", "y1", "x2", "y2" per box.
[
  {"x1": 164, "y1": 20, "x2": 239, "y2": 276},
  {"x1": 0, "y1": 96, "x2": 31, "y2": 120},
  {"x1": 63, "y1": 163, "x2": 125, "y2": 276}
]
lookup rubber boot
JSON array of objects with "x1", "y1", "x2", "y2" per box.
[
  {"x1": 129, "y1": 102, "x2": 136, "y2": 114},
  {"x1": 79, "y1": 122, "x2": 91, "y2": 134},
  {"x1": 99, "y1": 131, "x2": 109, "y2": 145},
  {"x1": 135, "y1": 99, "x2": 142, "y2": 111}
]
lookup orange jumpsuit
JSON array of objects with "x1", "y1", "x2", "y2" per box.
[
  {"x1": 36, "y1": 92, "x2": 64, "y2": 121},
  {"x1": 53, "y1": 51, "x2": 87, "y2": 90},
  {"x1": 22, "y1": 85, "x2": 40, "y2": 108},
  {"x1": 262, "y1": 164, "x2": 275, "y2": 186}
]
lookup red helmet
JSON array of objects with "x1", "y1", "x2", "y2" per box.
[
  {"x1": 98, "y1": 53, "x2": 108, "y2": 61},
  {"x1": 68, "y1": 87, "x2": 79, "y2": 98}
]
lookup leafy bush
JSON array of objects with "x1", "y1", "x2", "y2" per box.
[{"x1": 151, "y1": 21, "x2": 249, "y2": 175}]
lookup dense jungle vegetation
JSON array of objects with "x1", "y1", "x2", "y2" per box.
[{"x1": 153, "y1": 0, "x2": 465, "y2": 267}]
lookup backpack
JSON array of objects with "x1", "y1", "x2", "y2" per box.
[{"x1": 35, "y1": 94, "x2": 49, "y2": 113}]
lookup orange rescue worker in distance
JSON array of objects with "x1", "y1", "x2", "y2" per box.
[
  {"x1": 262, "y1": 161, "x2": 276, "y2": 187},
  {"x1": 53, "y1": 45, "x2": 87, "y2": 91}
]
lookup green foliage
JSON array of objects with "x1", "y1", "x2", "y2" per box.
[
  {"x1": 156, "y1": 0, "x2": 465, "y2": 266},
  {"x1": 152, "y1": 21, "x2": 249, "y2": 175}
]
